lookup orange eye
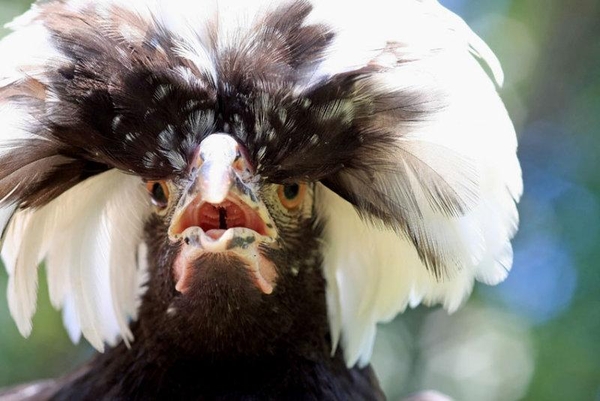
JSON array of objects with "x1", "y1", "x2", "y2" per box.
[
  {"x1": 146, "y1": 180, "x2": 170, "y2": 209},
  {"x1": 277, "y1": 183, "x2": 306, "y2": 210}
]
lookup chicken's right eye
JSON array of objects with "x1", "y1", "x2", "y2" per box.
[{"x1": 146, "y1": 180, "x2": 170, "y2": 209}]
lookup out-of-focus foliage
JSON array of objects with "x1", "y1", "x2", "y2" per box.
[
  {"x1": 0, "y1": 1, "x2": 598, "y2": 400},
  {"x1": 0, "y1": 268, "x2": 92, "y2": 384}
]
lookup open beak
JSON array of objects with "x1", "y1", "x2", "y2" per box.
[{"x1": 167, "y1": 134, "x2": 278, "y2": 294}]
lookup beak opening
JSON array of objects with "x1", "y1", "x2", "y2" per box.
[{"x1": 169, "y1": 194, "x2": 274, "y2": 242}]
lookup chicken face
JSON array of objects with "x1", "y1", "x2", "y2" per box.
[
  {"x1": 147, "y1": 131, "x2": 316, "y2": 291},
  {"x1": 132, "y1": 132, "x2": 325, "y2": 357}
]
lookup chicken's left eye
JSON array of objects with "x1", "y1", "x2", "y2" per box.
[
  {"x1": 146, "y1": 181, "x2": 170, "y2": 209},
  {"x1": 277, "y1": 183, "x2": 306, "y2": 210}
]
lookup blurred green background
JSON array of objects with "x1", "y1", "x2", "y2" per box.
[{"x1": 0, "y1": 0, "x2": 599, "y2": 400}]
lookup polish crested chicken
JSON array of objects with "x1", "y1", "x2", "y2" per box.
[{"x1": 0, "y1": 0, "x2": 521, "y2": 399}]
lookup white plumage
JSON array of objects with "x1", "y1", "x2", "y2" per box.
[{"x1": 1, "y1": 171, "x2": 150, "y2": 350}]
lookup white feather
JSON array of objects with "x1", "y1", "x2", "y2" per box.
[
  {"x1": 0, "y1": 203, "x2": 16, "y2": 238},
  {"x1": 1, "y1": 13, "x2": 63, "y2": 88},
  {"x1": 1, "y1": 170, "x2": 150, "y2": 349},
  {"x1": 45, "y1": 242, "x2": 72, "y2": 310},
  {"x1": 4, "y1": 210, "x2": 38, "y2": 337},
  {"x1": 69, "y1": 204, "x2": 117, "y2": 350},
  {"x1": 106, "y1": 177, "x2": 149, "y2": 344},
  {"x1": 0, "y1": 103, "x2": 39, "y2": 159},
  {"x1": 62, "y1": 294, "x2": 82, "y2": 344}
]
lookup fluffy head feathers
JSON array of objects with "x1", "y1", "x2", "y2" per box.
[{"x1": 0, "y1": 0, "x2": 521, "y2": 367}]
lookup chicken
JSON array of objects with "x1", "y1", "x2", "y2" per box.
[{"x1": 0, "y1": 0, "x2": 521, "y2": 399}]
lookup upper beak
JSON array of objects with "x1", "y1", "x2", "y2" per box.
[
  {"x1": 168, "y1": 134, "x2": 277, "y2": 247},
  {"x1": 195, "y1": 134, "x2": 243, "y2": 204}
]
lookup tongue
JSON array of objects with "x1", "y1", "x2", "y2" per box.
[{"x1": 205, "y1": 229, "x2": 226, "y2": 240}]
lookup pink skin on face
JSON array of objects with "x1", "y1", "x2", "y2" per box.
[{"x1": 172, "y1": 236, "x2": 278, "y2": 295}]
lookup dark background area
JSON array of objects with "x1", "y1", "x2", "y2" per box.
[{"x1": 0, "y1": 1, "x2": 599, "y2": 400}]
